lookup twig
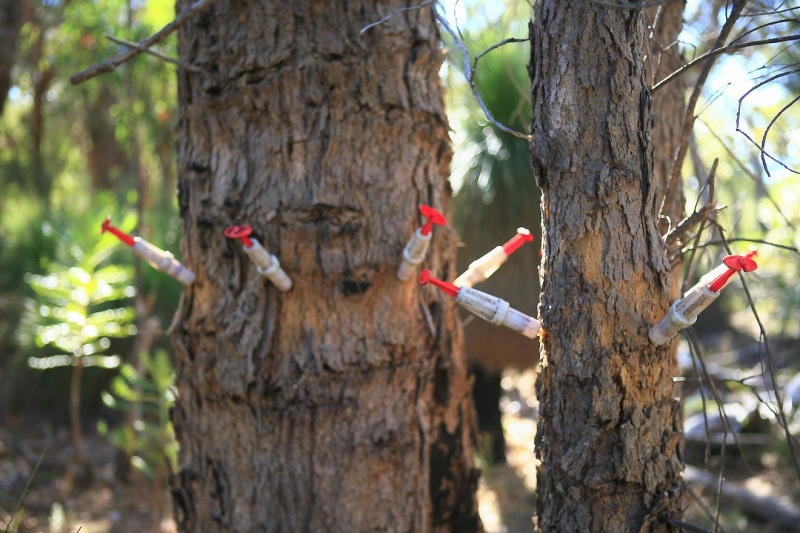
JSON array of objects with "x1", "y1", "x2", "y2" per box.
[
  {"x1": 434, "y1": 9, "x2": 532, "y2": 141},
  {"x1": 686, "y1": 326, "x2": 712, "y2": 466},
  {"x1": 685, "y1": 465, "x2": 800, "y2": 530},
  {"x1": 679, "y1": 160, "x2": 716, "y2": 292},
  {"x1": 652, "y1": 34, "x2": 800, "y2": 92},
  {"x1": 659, "y1": 0, "x2": 749, "y2": 222},
  {"x1": 735, "y1": 67, "x2": 800, "y2": 177},
  {"x1": 667, "y1": 519, "x2": 715, "y2": 533},
  {"x1": 685, "y1": 328, "x2": 759, "y2": 526},
  {"x1": 694, "y1": 238, "x2": 799, "y2": 255},
  {"x1": 697, "y1": 117, "x2": 797, "y2": 231},
  {"x1": 664, "y1": 159, "x2": 718, "y2": 247},
  {"x1": 747, "y1": 6, "x2": 799, "y2": 17},
  {"x1": 587, "y1": 0, "x2": 679, "y2": 8},
  {"x1": 359, "y1": 1, "x2": 435, "y2": 34},
  {"x1": 726, "y1": 18, "x2": 798, "y2": 48},
  {"x1": 685, "y1": 484, "x2": 729, "y2": 533},
  {"x1": 716, "y1": 232, "x2": 800, "y2": 485},
  {"x1": 759, "y1": 92, "x2": 800, "y2": 176},
  {"x1": 471, "y1": 37, "x2": 528, "y2": 78},
  {"x1": 103, "y1": 34, "x2": 201, "y2": 73},
  {"x1": 420, "y1": 300, "x2": 436, "y2": 338},
  {"x1": 70, "y1": 0, "x2": 218, "y2": 85}
]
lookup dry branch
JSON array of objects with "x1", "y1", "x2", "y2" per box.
[
  {"x1": 359, "y1": 1, "x2": 435, "y2": 34},
  {"x1": 103, "y1": 34, "x2": 201, "y2": 73},
  {"x1": 434, "y1": 9, "x2": 532, "y2": 141},
  {"x1": 70, "y1": 0, "x2": 217, "y2": 85},
  {"x1": 664, "y1": 159, "x2": 718, "y2": 248},
  {"x1": 659, "y1": 0, "x2": 749, "y2": 220}
]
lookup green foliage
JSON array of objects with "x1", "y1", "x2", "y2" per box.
[
  {"x1": 443, "y1": 3, "x2": 540, "y2": 258},
  {"x1": 97, "y1": 350, "x2": 178, "y2": 479},
  {"x1": 0, "y1": 0, "x2": 183, "y2": 407},
  {"x1": 0, "y1": 190, "x2": 58, "y2": 362},
  {"x1": 19, "y1": 205, "x2": 136, "y2": 370}
]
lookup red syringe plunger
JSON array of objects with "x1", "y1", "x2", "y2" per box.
[
  {"x1": 418, "y1": 205, "x2": 446, "y2": 236},
  {"x1": 502, "y1": 227, "x2": 534, "y2": 256},
  {"x1": 708, "y1": 254, "x2": 758, "y2": 293},
  {"x1": 224, "y1": 224, "x2": 254, "y2": 248},
  {"x1": 101, "y1": 216, "x2": 135, "y2": 247},
  {"x1": 419, "y1": 269, "x2": 459, "y2": 298}
]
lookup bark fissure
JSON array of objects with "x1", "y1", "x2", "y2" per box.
[
  {"x1": 172, "y1": 1, "x2": 480, "y2": 531},
  {"x1": 531, "y1": 2, "x2": 682, "y2": 532}
]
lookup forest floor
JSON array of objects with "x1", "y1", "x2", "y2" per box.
[
  {"x1": 0, "y1": 417, "x2": 173, "y2": 533},
  {"x1": 1, "y1": 366, "x2": 799, "y2": 533}
]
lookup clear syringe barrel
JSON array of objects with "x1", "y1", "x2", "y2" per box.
[
  {"x1": 396, "y1": 229, "x2": 432, "y2": 281},
  {"x1": 453, "y1": 246, "x2": 507, "y2": 288},
  {"x1": 455, "y1": 286, "x2": 540, "y2": 339},
  {"x1": 242, "y1": 238, "x2": 292, "y2": 292},
  {"x1": 648, "y1": 282, "x2": 718, "y2": 345},
  {"x1": 132, "y1": 238, "x2": 196, "y2": 286}
]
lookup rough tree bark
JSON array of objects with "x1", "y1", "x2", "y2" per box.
[
  {"x1": 171, "y1": 1, "x2": 480, "y2": 531},
  {"x1": 530, "y1": 3, "x2": 683, "y2": 532},
  {"x1": 647, "y1": 0, "x2": 687, "y2": 243}
]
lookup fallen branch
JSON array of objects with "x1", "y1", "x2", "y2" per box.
[
  {"x1": 685, "y1": 466, "x2": 800, "y2": 532},
  {"x1": 70, "y1": 0, "x2": 217, "y2": 85}
]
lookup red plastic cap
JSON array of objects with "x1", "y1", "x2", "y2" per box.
[
  {"x1": 100, "y1": 216, "x2": 135, "y2": 247},
  {"x1": 224, "y1": 225, "x2": 254, "y2": 248},
  {"x1": 418, "y1": 205, "x2": 446, "y2": 236},
  {"x1": 419, "y1": 268, "x2": 460, "y2": 298},
  {"x1": 708, "y1": 254, "x2": 758, "y2": 293},
  {"x1": 502, "y1": 227, "x2": 534, "y2": 255}
]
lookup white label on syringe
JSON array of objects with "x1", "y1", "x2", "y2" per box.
[
  {"x1": 675, "y1": 283, "x2": 719, "y2": 321},
  {"x1": 455, "y1": 286, "x2": 504, "y2": 323},
  {"x1": 243, "y1": 238, "x2": 276, "y2": 271}
]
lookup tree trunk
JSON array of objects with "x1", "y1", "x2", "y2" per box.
[
  {"x1": 85, "y1": 86, "x2": 128, "y2": 191},
  {"x1": 647, "y1": 0, "x2": 687, "y2": 245},
  {"x1": 529, "y1": 3, "x2": 683, "y2": 532},
  {"x1": 31, "y1": 20, "x2": 55, "y2": 200},
  {"x1": 171, "y1": 2, "x2": 480, "y2": 532},
  {"x1": 0, "y1": 0, "x2": 23, "y2": 117}
]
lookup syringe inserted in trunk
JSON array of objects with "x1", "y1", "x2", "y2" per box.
[
  {"x1": 648, "y1": 251, "x2": 757, "y2": 345},
  {"x1": 101, "y1": 217, "x2": 195, "y2": 286},
  {"x1": 419, "y1": 269, "x2": 540, "y2": 339}
]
